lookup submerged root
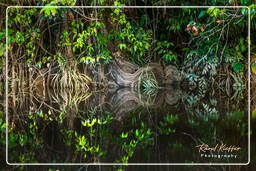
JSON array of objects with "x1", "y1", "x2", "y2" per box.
[{"x1": 51, "y1": 65, "x2": 92, "y2": 92}]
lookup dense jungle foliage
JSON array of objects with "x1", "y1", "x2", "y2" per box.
[
  {"x1": 0, "y1": 0, "x2": 255, "y2": 90},
  {"x1": 0, "y1": 0, "x2": 256, "y2": 170}
]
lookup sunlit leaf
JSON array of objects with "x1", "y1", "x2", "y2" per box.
[{"x1": 252, "y1": 63, "x2": 256, "y2": 75}]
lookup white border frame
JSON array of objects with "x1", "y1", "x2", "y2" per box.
[{"x1": 5, "y1": 6, "x2": 250, "y2": 166}]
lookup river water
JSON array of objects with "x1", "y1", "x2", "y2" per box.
[{"x1": 7, "y1": 85, "x2": 248, "y2": 164}]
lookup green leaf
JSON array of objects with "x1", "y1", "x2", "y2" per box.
[
  {"x1": 198, "y1": 11, "x2": 205, "y2": 18},
  {"x1": 0, "y1": 43, "x2": 5, "y2": 57},
  {"x1": 121, "y1": 132, "x2": 128, "y2": 138},
  {"x1": 0, "y1": 32, "x2": 5, "y2": 40},
  {"x1": 229, "y1": 110, "x2": 244, "y2": 120},
  {"x1": 239, "y1": 38, "x2": 246, "y2": 52},
  {"x1": 252, "y1": 108, "x2": 256, "y2": 120},
  {"x1": 19, "y1": 134, "x2": 28, "y2": 146},
  {"x1": 15, "y1": 32, "x2": 25, "y2": 43},
  {"x1": 9, "y1": 133, "x2": 18, "y2": 148},
  {"x1": 207, "y1": 8, "x2": 220, "y2": 17},
  {"x1": 232, "y1": 62, "x2": 244, "y2": 73},
  {"x1": 189, "y1": 20, "x2": 195, "y2": 25},
  {"x1": 135, "y1": 129, "x2": 140, "y2": 137},
  {"x1": 40, "y1": 6, "x2": 58, "y2": 16},
  {"x1": 252, "y1": 63, "x2": 256, "y2": 74}
]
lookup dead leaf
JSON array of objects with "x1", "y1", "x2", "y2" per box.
[
  {"x1": 200, "y1": 26, "x2": 205, "y2": 32},
  {"x1": 216, "y1": 20, "x2": 225, "y2": 24}
]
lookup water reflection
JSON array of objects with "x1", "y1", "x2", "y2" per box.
[{"x1": 7, "y1": 86, "x2": 248, "y2": 163}]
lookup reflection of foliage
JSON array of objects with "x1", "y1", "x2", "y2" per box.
[
  {"x1": 118, "y1": 121, "x2": 154, "y2": 163},
  {"x1": 5, "y1": 98, "x2": 248, "y2": 164},
  {"x1": 7, "y1": 111, "x2": 46, "y2": 163},
  {"x1": 227, "y1": 110, "x2": 244, "y2": 121},
  {"x1": 81, "y1": 116, "x2": 112, "y2": 127},
  {"x1": 186, "y1": 100, "x2": 219, "y2": 130},
  {"x1": 75, "y1": 133, "x2": 101, "y2": 159},
  {"x1": 157, "y1": 114, "x2": 178, "y2": 135},
  {"x1": 57, "y1": 108, "x2": 114, "y2": 161},
  {"x1": 0, "y1": 111, "x2": 5, "y2": 145},
  {"x1": 226, "y1": 110, "x2": 247, "y2": 136},
  {"x1": 80, "y1": 107, "x2": 113, "y2": 126}
]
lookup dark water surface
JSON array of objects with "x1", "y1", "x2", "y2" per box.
[{"x1": 7, "y1": 87, "x2": 248, "y2": 164}]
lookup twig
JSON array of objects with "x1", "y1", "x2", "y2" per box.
[{"x1": 36, "y1": 42, "x2": 54, "y2": 56}]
